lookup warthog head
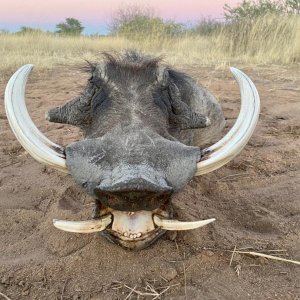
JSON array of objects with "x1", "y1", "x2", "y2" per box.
[{"x1": 4, "y1": 51, "x2": 260, "y2": 250}]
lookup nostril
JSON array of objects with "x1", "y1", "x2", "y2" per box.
[
  {"x1": 93, "y1": 188, "x2": 171, "y2": 212},
  {"x1": 93, "y1": 175, "x2": 173, "y2": 211},
  {"x1": 93, "y1": 190, "x2": 159, "y2": 202},
  {"x1": 129, "y1": 191, "x2": 148, "y2": 199},
  {"x1": 116, "y1": 191, "x2": 152, "y2": 201}
]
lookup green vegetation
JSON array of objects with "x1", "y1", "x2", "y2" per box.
[
  {"x1": 190, "y1": 19, "x2": 222, "y2": 36},
  {"x1": 17, "y1": 26, "x2": 43, "y2": 34},
  {"x1": 56, "y1": 18, "x2": 84, "y2": 36},
  {"x1": 0, "y1": 29, "x2": 9, "y2": 34},
  {"x1": 225, "y1": 0, "x2": 285, "y2": 20},
  {"x1": 0, "y1": 1, "x2": 299, "y2": 71},
  {"x1": 224, "y1": 0, "x2": 300, "y2": 20},
  {"x1": 109, "y1": 5, "x2": 185, "y2": 39}
]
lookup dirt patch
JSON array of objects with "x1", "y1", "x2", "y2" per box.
[{"x1": 0, "y1": 65, "x2": 299, "y2": 299}]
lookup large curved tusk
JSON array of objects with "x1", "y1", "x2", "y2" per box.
[
  {"x1": 5, "y1": 65, "x2": 68, "y2": 173},
  {"x1": 53, "y1": 215, "x2": 112, "y2": 233},
  {"x1": 195, "y1": 67, "x2": 260, "y2": 176},
  {"x1": 153, "y1": 215, "x2": 215, "y2": 230}
]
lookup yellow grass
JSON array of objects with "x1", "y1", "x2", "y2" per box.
[
  {"x1": 0, "y1": 15, "x2": 299, "y2": 72},
  {"x1": 218, "y1": 14, "x2": 300, "y2": 64}
]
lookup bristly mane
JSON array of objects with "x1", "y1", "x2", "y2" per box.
[{"x1": 83, "y1": 50, "x2": 163, "y2": 74}]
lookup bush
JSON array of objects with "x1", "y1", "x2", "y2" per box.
[
  {"x1": 17, "y1": 27, "x2": 43, "y2": 34},
  {"x1": 117, "y1": 16, "x2": 185, "y2": 39},
  {"x1": 190, "y1": 18, "x2": 223, "y2": 36},
  {"x1": 109, "y1": 5, "x2": 185, "y2": 39},
  {"x1": 285, "y1": 0, "x2": 300, "y2": 14},
  {"x1": 224, "y1": 0, "x2": 300, "y2": 21}
]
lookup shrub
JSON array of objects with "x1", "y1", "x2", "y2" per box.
[
  {"x1": 56, "y1": 18, "x2": 84, "y2": 36},
  {"x1": 109, "y1": 5, "x2": 185, "y2": 39},
  {"x1": 190, "y1": 18, "x2": 223, "y2": 36},
  {"x1": 224, "y1": 0, "x2": 300, "y2": 21},
  {"x1": 17, "y1": 27, "x2": 43, "y2": 34}
]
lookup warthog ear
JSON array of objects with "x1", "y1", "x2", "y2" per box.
[
  {"x1": 165, "y1": 69, "x2": 225, "y2": 146},
  {"x1": 156, "y1": 65, "x2": 169, "y2": 86},
  {"x1": 167, "y1": 81, "x2": 211, "y2": 129},
  {"x1": 46, "y1": 89, "x2": 93, "y2": 127},
  {"x1": 46, "y1": 64, "x2": 108, "y2": 129},
  {"x1": 93, "y1": 63, "x2": 108, "y2": 83},
  {"x1": 160, "y1": 68, "x2": 211, "y2": 130},
  {"x1": 46, "y1": 63, "x2": 107, "y2": 127}
]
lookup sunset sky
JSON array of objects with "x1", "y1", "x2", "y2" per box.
[{"x1": 0, "y1": 0, "x2": 241, "y2": 34}]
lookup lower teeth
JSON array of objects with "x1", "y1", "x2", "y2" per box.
[{"x1": 123, "y1": 232, "x2": 142, "y2": 239}]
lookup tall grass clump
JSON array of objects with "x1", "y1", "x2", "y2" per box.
[{"x1": 218, "y1": 14, "x2": 300, "y2": 63}]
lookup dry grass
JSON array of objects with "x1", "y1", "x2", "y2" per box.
[
  {"x1": 218, "y1": 14, "x2": 300, "y2": 64},
  {"x1": 0, "y1": 15, "x2": 299, "y2": 72},
  {"x1": 234, "y1": 250, "x2": 300, "y2": 266},
  {"x1": 111, "y1": 281, "x2": 180, "y2": 299},
  {"x1": 227, "y1": 247, "x2": 300, "y2": 266},
  {"x1": 0, "y1": 34, "x2": 129, "y2": 71},
  {"x1": 0, "y1": 292, "x2": 12, "y2": 300}
]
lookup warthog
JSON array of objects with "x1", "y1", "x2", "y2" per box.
[{"x1": 4, "y1": 51, "x2": 260, "y2": 250}]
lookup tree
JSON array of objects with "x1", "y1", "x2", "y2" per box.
[
  {"x1": 285, "y1": 0, "x2": 300, "y2": 14},
  {"x1": 224, "y1": 0, "x2": 283, "y2": 20},
  {"x1": 56, "y1": 18, "x2": 84, "y2": 36},
  {"x1": 224, "y1": 0, "x2": 300, "y2": 20}
]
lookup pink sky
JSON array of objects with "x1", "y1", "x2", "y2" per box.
[{"x1": 0, "y1": 0, "x2": 241, "y2": 33}]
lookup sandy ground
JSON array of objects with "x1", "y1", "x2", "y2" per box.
[{"x1": 0, "y1": 64, "x2": 299, "y2": 300}]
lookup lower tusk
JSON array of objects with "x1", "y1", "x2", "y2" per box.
[
  {"x1": 153, "y1": 215, "x2": 215, "y2": 231},
  {"x1": 53, "y1": 215, "x2": 112, "y2": 233}
]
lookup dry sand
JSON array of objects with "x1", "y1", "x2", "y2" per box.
[{"x1": 0, "y1": 64, "x2": 299, "y2": 299}]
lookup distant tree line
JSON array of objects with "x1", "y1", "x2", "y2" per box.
[
  {"x1": 1, "y1": 18, "x2": 85, "y2": 36},
  {"x1": 109, "y1": 1, "x2": 299, "y2": 38},
  {"x1": 0, "y1": 0, "x2": 298, "y2": 37}
]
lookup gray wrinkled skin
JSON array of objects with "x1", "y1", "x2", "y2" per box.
[
  {"x1": 47, "y1": 51, "x2": 225, "y2": 214},
  {"x1": 66, "y1": 128, "x2": 200, "y2": 211}
]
